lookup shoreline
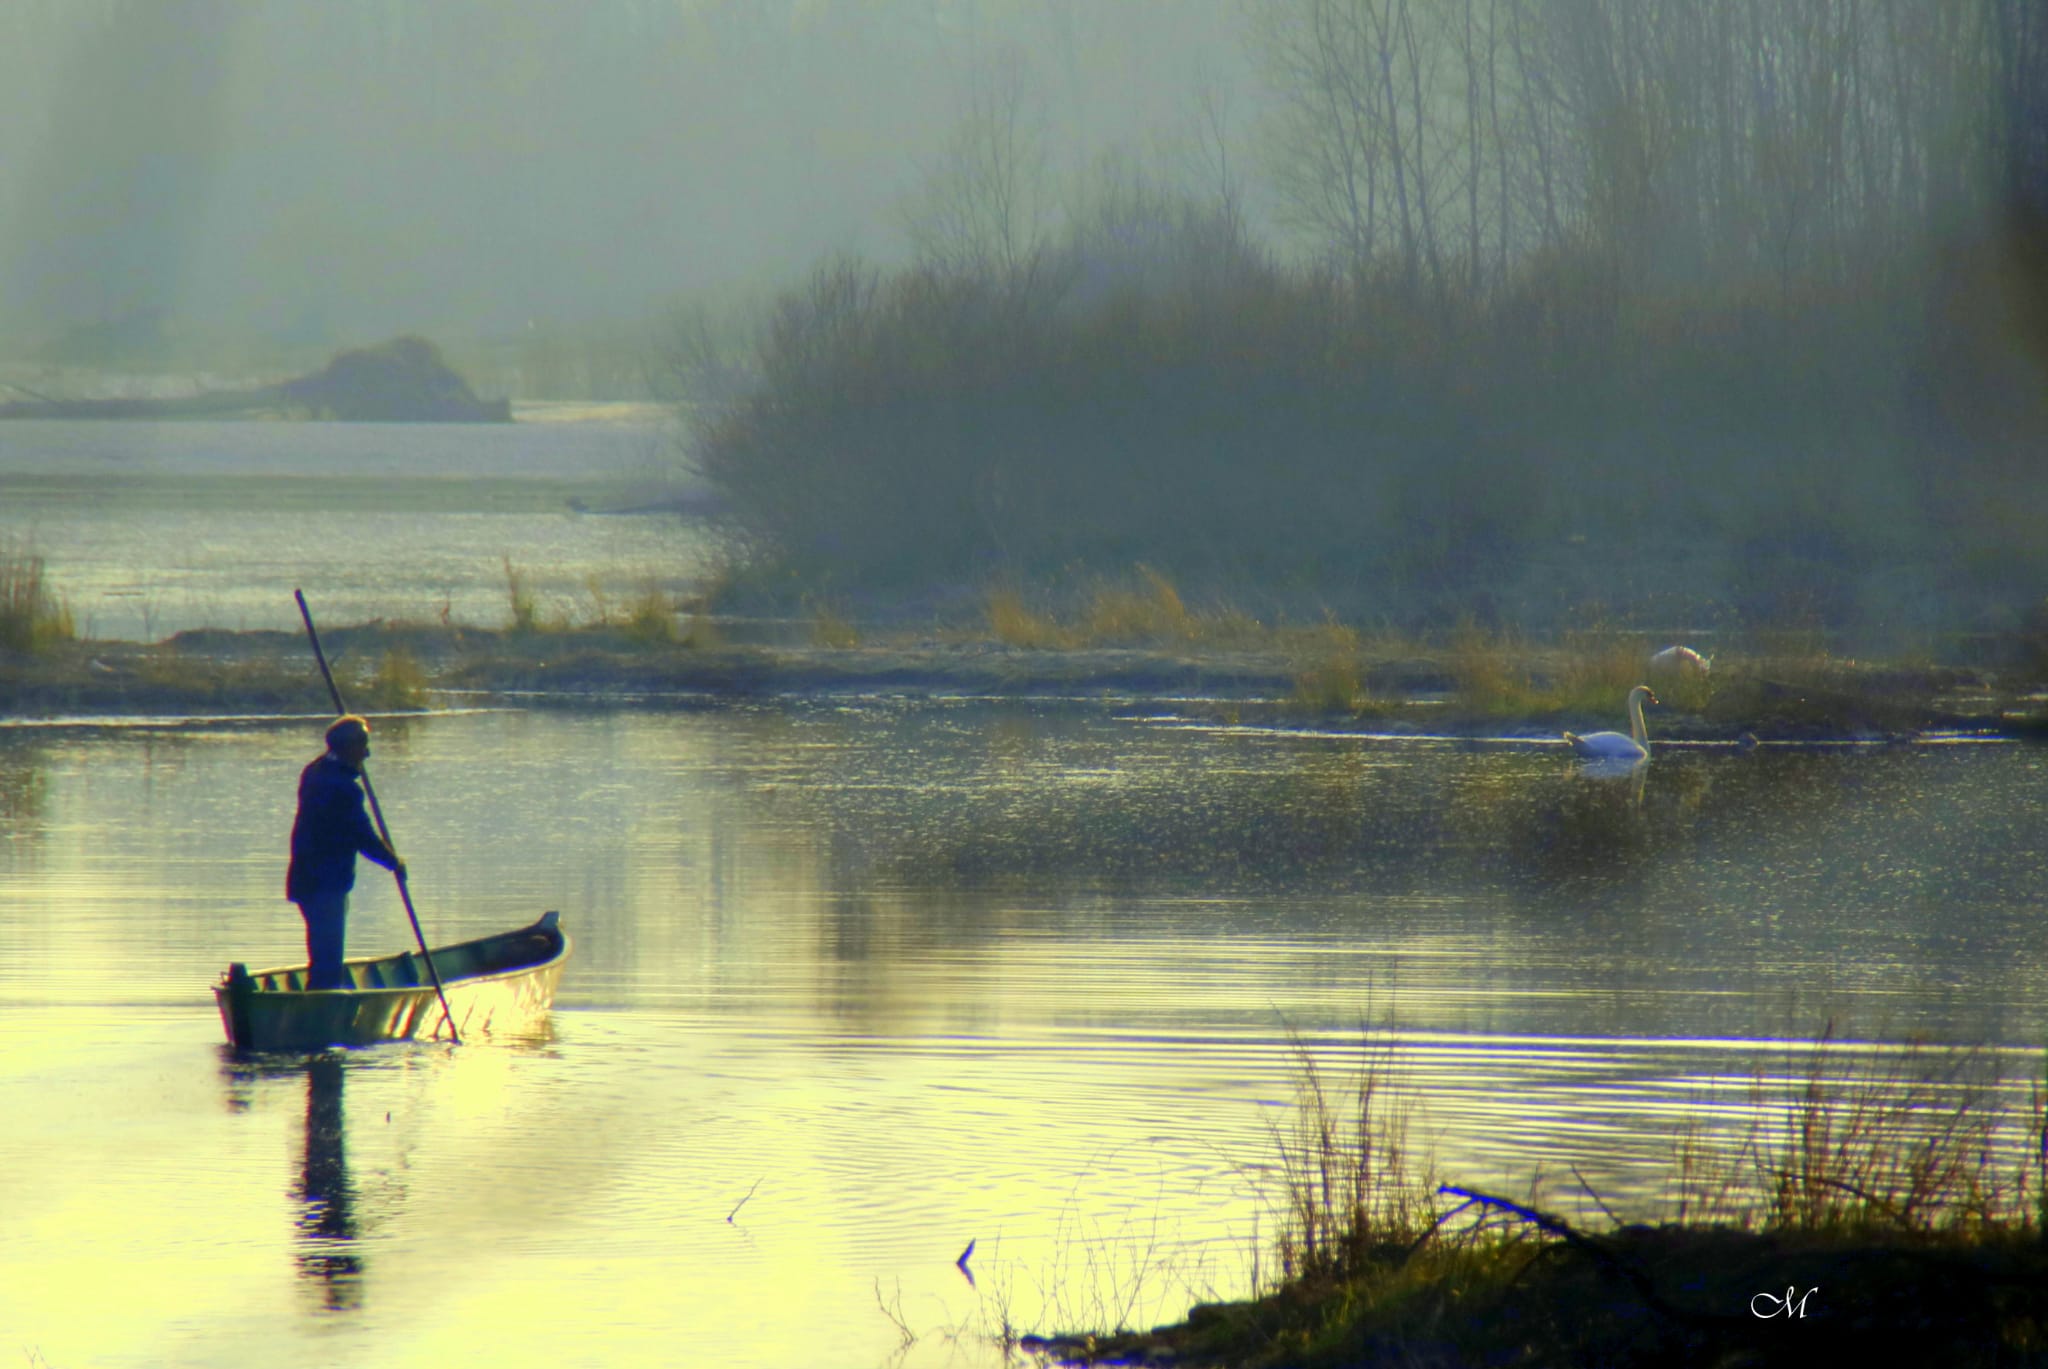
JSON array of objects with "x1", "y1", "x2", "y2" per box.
[
  {"x1": 0, "y1": 622, "x2": 2038, "y2": 741},
  {"x1": 1023, "y1": 1221, "x2": 2048, "y2": 1367}
]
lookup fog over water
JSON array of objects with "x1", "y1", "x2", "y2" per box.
[{"x1": 0, "y1": 1, "x2": 1253, "y2": 347}]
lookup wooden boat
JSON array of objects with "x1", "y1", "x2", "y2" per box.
[{"x1": 215, "y1": 911, "x2": 571, "y2": 1052}]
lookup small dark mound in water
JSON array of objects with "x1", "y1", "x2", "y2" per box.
[{"x1": 277, "y1": 335, "x2": 510, "y2": 422}]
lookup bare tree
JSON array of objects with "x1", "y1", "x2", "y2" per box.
[
  {"x1": 1250, "y1": 0, "x2": 1423, "y2": 280},
  {"x1": 1250, "y1": 0, "x2": 1556, "y2": 303},
  {"x1": 898, "y1": 48, "x2": 1052, "y2": 281}
]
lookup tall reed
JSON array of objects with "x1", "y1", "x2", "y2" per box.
[
  {"x1": 985, "y1": 567, "x2": 1264, "y2": 651},
  {"x1": 503, "y1": 555, "x2": 538, "y2": 633},
  {"x1": 362, "y1": 647, "x2": 428, "y2": 710},
  {"x1": 0, "y1": 542, "x2": 73, "y2": 653},
  {"x1": 1287, "y1": 620, "x2": 1370, "y2": 715},
  {"x1": 622, "y1": 585, "x2": 680, "y2": 644},
  {"x1": 1662, "y1": 1024, "x2": 2046, "y2": 1235},
  {"x1": 1753, "y1": 1026, "x2": 2039, "y2": 1233},
  {"x1": 1266, "y1": 1030, "x2": 1435, "y2": 1285},
  {"x1": 1080, "y1": 566, "x2": 1193, "y2": 644},
  {"x1": 1273, "y1": 1021, "x2": 2045, "y2": 1290}
]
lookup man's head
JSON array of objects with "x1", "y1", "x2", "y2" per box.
[{"x1": 324, "y1": 715, "x2": 371, "y2": 768}]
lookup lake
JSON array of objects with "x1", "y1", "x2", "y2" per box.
[
  {"x1": 2, "y1": 418, "x2": 2045, "y2": 1368},
  {"x1": 0, "y1": 407, "x2": 707, "y2": 642}
]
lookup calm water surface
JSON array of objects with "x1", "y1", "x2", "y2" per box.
[
  {"x1": 4, "y1": 420, "x2": 2047, "y2": 1367},
  {"x1": 0, "y1": 410, "x2": 707, "y2": 640},
  {"x1": 2, "y1": 707, "x2": 2046, "y2": 1368}
]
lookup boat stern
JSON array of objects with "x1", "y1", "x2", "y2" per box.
[{"x1": 215, "y1": 962, "x2": 258, "y2": 1050}]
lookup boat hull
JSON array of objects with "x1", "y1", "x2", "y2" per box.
[{"x1": 215, "y1": 912, "x2": 570, "y2": 1052}]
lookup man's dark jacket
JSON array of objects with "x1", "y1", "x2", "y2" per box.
[{"x1": 287, "y1": 754, "x2": 398, "y2": 902}]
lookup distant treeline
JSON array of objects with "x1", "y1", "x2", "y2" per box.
[{"x1": 687, "y1": 0, "x2": 2048, "y2": 647}]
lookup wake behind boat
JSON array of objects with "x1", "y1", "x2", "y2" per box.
[{"x1": 215, "y1": 911, "x2": 571, "y2": 1052}]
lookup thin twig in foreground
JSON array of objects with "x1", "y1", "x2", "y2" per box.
[
  {"x1": 727, "y1": 1177, "x2": 764, "y2": 1224},
  {"x1": 1571, "y1": 1164, "x2": 1625, "y2": 1228}
]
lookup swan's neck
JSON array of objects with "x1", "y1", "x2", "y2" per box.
[{"x1": 1629, "y1": 692, "x2": 1649, "y2": 747}]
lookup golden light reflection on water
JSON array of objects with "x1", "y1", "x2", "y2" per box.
[{"x1": 1, "y1": 710, "x2": 2045, "y2": 1365}]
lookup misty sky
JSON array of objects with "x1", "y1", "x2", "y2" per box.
[{"x1": 0, "y1": 0, "x2": 1255, "y2": 351}]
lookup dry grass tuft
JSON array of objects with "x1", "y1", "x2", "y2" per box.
[
  {"x1": 988, "y1": 568, "x2": 1275, "y2": 653},
  {"x1": 1267, "y1": 1029, "x2": 1437, "y2": 1286},
  {"x1": 1287, "y1": 620, "x2": 1371, "y2": 715},
  {"x1": 987, "y1": 586, "x2": 1073, "y2": 649},
  {"x1": 1081, "y1": 565, "x2": 1193, "y2": 644},
  {"x1": 362, "y1": 647, "x2": 429, "y2": 710},
  {"x1": 0, "y1": 542, "x2": 74, "y2": 654},
  {"x1": 810, "y1": 601, "x2": 860, "y2": 648},
  {"x1": 1674, "y1": 1023, "x2": 2046, "y2": 1235},
  {"x1": 622, "y1": 584, "x2": 681, "y2": 645},
  {"x1": 503, "y1": 556, "x2": 539, "y2": 634},
  {"x1": 1444, "y1": 618, "x2": 1542, "y2": 714}
]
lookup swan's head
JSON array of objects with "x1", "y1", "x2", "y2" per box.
[{"x1": 1629, "y1": 685, "x2": 1660, "y2": 707}]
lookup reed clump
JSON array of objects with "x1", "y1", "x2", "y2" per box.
[
  {"x1": 809, "y1": 601, "x2": 860, "y2": 649},
  {"x1": 589, "y1": 576, "x2": 682, "y2": 645},
  {"x1": 1436, "y1": 619, "x2": 1742, "y2": 723},
  {"x1": 360, "y1": 647, "x2": 429, "y2": 710},
  {"x1": 1551, "y1": 622, "x2": 1655, "y2": 713},
  {"x1": 1080, "y1": 566, "x2": 1194, "y2": 645},
  {"x1": 985, "y1": 568, "x2": 1271, "y2": 652},
  {"x1": 0, "y1": 543, "x2": 74, "y2": 654},
  {"x1": 1265, "y1": 1031, "x2": 1436, "y2": 1287},
  {"x1": 1285, "y1": 621, "x2": 1373, "y2": 716},
  {"x1": 986, "y1": 586, "x2": 1072, "y2": 649},
  {"x1": 503, "y1": 556, "x2": 539, "y2": 634},
  {"x1": 1443, "y1": 620, "x2": 1542, "y2": 715},
  {"x1": 1674, "y1": 1023, "x2": 2045, "y2": 1235},
  {"x1": 621, "y1": 585, "x2": 681, "y2": 645},
  {"x1": 1048, "y1": 1024, "x2": 2048, "y2": 1367},
  {"x1": 505, "y1": 563, "x2": 689, "y2": 645}
]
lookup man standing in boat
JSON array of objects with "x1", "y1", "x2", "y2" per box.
[{"x1": 288, "y1": 715, "x2": 405, "y2": 990}]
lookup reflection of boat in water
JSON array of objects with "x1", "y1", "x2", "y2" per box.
[{"x1": 215, "y1": 911, "x2": 571, "y2": 1052}]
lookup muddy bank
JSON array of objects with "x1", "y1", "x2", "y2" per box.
[{"x1": 1025, "y1": 1224, "x2": 2048, "y2": 1367}]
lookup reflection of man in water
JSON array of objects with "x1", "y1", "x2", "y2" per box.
[
  {"x1": 288, "y1": 716, "x2": 404, "y2": 990},
  {"x1": 296, "y1": 1054, "x2": 363, "y2": 1309}
]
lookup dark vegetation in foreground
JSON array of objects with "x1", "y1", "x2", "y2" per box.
[
  {"x1": 1035, "y1": 1222, "x2": 2048, "y2": 1366},
  {"x1": 1025, "y1": 1029, "x2": 2048, "y2": 1368}
]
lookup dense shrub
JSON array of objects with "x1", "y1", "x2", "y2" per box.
[{"x1": 691, "y1": 213, "x2": 2047, "y2": 650}]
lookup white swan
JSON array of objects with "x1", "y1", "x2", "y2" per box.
[
  {"x1": 1647, "y1": 645, "x2": 1711, "y2": 677},
  {"x1": 1564, "y1": 685, "x2": 1659, "y2": 761}
]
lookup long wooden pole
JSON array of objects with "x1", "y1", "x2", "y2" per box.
[{"x1": 294, "y1": 589, "x2": 461, "y2": 1044}]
